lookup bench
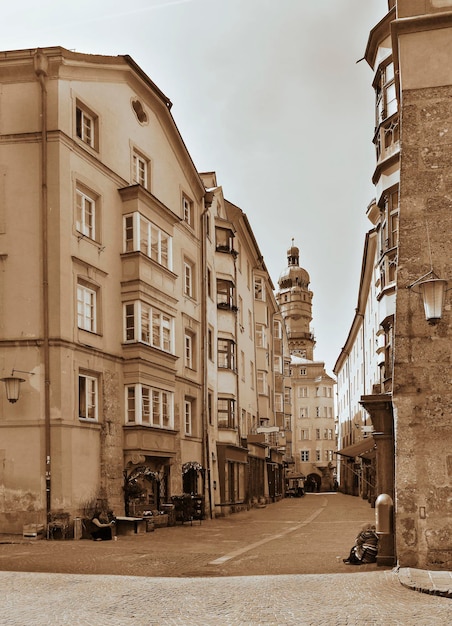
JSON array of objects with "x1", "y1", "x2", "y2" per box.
[{"x1": 114, "y1": 516, "x2": 145, "y2": 536}]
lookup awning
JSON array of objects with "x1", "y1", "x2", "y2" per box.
[{"x1": 335, "y1": 436, "x2": 376, "y2": 460}]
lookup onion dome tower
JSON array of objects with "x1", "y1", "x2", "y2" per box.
[{"x1": 276, "y1": 240, "x2": 315, "y2": 359}]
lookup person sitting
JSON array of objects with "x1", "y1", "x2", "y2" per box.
[
  {"x1": 343, "y1": 523, "x2": 379, "y2": 564},
  {"x1": 88, "y1": 511, "x2": 115, "y2": 541}
]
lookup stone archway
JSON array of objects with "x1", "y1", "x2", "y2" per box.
[{"x1": 306, "y1": 473, "x2": 321, "y2": 492}]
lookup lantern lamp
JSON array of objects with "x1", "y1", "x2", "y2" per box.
[
  {"x1": 1, "y1": 376, "x2": 25, "y2": 403},
  {"x1": 408, "y1": 271, "x2": 449, "y2": 325}
]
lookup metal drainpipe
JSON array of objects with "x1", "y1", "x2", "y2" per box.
[
  {"x1": 200, "y1": 199, "x2": 213, "y2": 518},
  {"x1": 34, "y1": 50, "x2": 51, "y2": 527}
]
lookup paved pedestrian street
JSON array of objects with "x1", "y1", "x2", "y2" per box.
[{"x1": 0, "y1": 494, "x2": 450, "y2": 624}]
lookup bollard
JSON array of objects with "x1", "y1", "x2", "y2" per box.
[
  {"x1": 375, "y1": 493, "x2": 393, "y2": 534},
  {"x1": 375, "y1": 493, "x2": 395, "y2": 565}
]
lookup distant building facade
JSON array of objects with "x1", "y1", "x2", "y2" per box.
[{"x1": 276, "y1": 243, "x2": 336, "y2": 491}]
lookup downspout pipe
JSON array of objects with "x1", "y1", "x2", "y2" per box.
[
  {"x1": 34, "y1": 49, "x2": 51, "y2": 527},
  {"x1": 201, "y1": 193, "x2": 213, "y2": 518}
]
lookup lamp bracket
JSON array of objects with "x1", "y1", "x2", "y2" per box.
[
  {"x1": 407, "y1": 269, "x2": 449, "y2": 292},
  {"x1": 11, "y1": 369, "x2": 35, "y2": 376}
]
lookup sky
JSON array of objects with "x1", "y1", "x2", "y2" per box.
[{"x1": 4, "y1": 0, "x2": 389, "y2": 375}]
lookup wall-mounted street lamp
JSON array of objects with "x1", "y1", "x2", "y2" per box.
[
  {"x1": 408, "y1": 270, "x2": 449, "y2": 325},
  {"x1": 0, "y1": 369, "x2": 35, "y2": 403}
]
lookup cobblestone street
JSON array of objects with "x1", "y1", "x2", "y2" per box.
[{"x1": 0, "y1": 494, "x2": 450, "y2": 624}]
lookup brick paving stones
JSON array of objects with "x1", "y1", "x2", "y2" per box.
[{"x1": 0, "y1": 494, "x2": 450, "y2": 624}]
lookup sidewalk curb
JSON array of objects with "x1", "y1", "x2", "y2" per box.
[{"x1": 397, "y1": 567, "x2": 452, "y2": 599}]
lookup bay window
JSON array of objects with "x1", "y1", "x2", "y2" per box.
[{"x1": 126, "y1": 384, "x2": 174, "y2": 429}]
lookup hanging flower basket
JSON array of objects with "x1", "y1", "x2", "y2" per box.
[{"x1": 182, "y1": 461, "x2": 203, "y2": 474}]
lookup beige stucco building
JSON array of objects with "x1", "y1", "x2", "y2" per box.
[{"x1": 0, "y1": 47, "x2": 290, "y2": 534}]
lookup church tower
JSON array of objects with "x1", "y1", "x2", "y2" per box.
[
  {"x1": 276, "y1": 240, "x2": 315, "y2": 359},
  {"x1": 276, "y1": 240, "x2": 336, "y2": 491}
]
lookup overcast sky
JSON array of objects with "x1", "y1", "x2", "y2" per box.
[{"x1": 4, "y1": 0, "x2": 389, "y2": 374}]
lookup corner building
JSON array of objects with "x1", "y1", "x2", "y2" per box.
[
  {"x1": 336, "y1": 0, "x2": 452, "y2": 570},
  {"x1": 0, "y1": 47, "x2": 290, "y2": 532}
]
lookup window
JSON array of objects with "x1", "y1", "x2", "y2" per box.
[
  {"x1": 184, "y1": 332, "x2": 194, "y2": 369},
  {"x1": 216, "y1": 279, "x2": 235, "y2": 309},
  {"x1": 240, "y1": 350, "x2": 245, "y2": 381},
  {"x1": 299, "y1": 407, "x2": 308, "y2": 418},
  {"x1": 300, "y1": 368, "x2": 307, "y2": 376},
  {"x1": 184, "y1": 261, "x2": 194, "y2": 298},
  {"x1": 207, "y1": 268, "x2": 212, "y2": 299},
  {"x1": 76, "y1": 102, "x2": 97, "y2": 149},
  {"x1": 250, "y1": 361, "x2": 255, "y2": 389},
  {"x1": 316, "y1": 407, "x2": 321, "y2": 417},
  {"x1": 184, "y1": 399, "x2": 193, "y2": 435},
  {"x1": 274, "y1": 356, "x2": 282, "y2": 374},
  {"x1": 300, "y1": 429, "x2": 310, "y2": 440},
  {"x1": 218, "y1": 338, "x2": 235, "y2": 370},
  {"x1": 77, "y1": 283, "x2": 97, "y2": 332},
  {"x1": 208, "y1": 328, "x2": 213, "y2": 361},
  {"x1": 208, "y1": 391, "x2": 213, "y2": 425},
  {"x1": 316, "y1": 449, "x2": 321, "y2": 462},
  {"x1": 123, "y1": 213, "x2": 172, "y2": 270},
  {"x1": 182, "y1": 194, "x2": 193, "y2": 227},
  {"x1": 125, "y1": 384, "x2": 174, "y2": 429},
  {"x1": 133, "y1": 151, "x2": 148, "y2": 187},
  {"x1": 298, "y1": 387, "x2": 308, "y2": 398},
  {"x1": 76, "y1": 188, "x2": 96, "y2": 240},
  {"x1": 257, "y1": 370, "x2": 267, "y2": 395},
  {"x1": 316, "y1": 428, "x2": 321, "y2": 440},
  {"x1": 218, "y1": 398, "x2": 235, "y2": 429},
  {"x1": 273, "y1": 319, "x2": 282, "y2": 338},
  {"x1": 79, "y1": 374, "x2": 98, "y2": 420},
  {"x1": 256, "y1": 323, "x2": 267, "y2": 348},
  {"x1": 300, "y1": 450, "x2": 309, "y2": 462},
  {"x1": 215, "y1": 227, "x2": 234, "y2": 253},
  {"x1": 123, "y1": 302, "x2": 174, "y2": 353},
  {"x1": 275, "y1": 393, "x2": 283, "y2": 412},
  {"x1": 375, "y1": 61, "x2": 397, "y2": 124},
  {"x1": 254, "y1": 276, "x2": 265, "y2": 301},
  {"x1": 284, "y1": 387, "x2": 291, "y2": 406}
]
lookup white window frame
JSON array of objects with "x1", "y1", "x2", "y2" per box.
[
  {"x1": 123, "y1": 213, "x2": 172, "y2": 270},
  {"x1": 255, "y1": 323, "x2": 267, "y2": 348},
  {"x1": 257, "y1": 370, "x2": 267, "y2": 395},
  {"x1": 76, "y1": 188, "x2": 96, "y2": 240},
  {"x1": 76, "y1": 103, "x2": 96, "y2": 149},
  {"x1": 77, "y1": 284, "x2": 97, "y2": 332},
  {"x1": 182, "y1": 194, "x2": 193, "y2": 227},
  {"x1": 254, "y1": 276, "x2": 265, "y2": 301},
  {"x1": 184, "y1": 399, "x2": 193, "y2": 436},
  {"x1": 79, "y1": 374, "x2": 98, "y2": 421},
  {"x1": 133, "y1": 152, "x2": 148, "y2": 187},
  {"x1": 185, "y1": 333, "x2": 194, "y2": 369},
  {"x1": 300, "y1": 450, "x2": 309, "y2": 462},
  {"x1": 123, "y1": 302, "x2": 174, "y2": 353},
  {"x1": 125, "y1": 384, "x2": 174, "y2": 429},
  {"x1": 184, "y1": 261, "x2": 193, "y2": 298}
]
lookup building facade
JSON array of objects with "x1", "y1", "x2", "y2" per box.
[
  {"x1": 0, "y1": 47, "x2": 290, "y2": 533},
  {"x1": 276, "y1": 243, "x2": 336, "y2": 491}
]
